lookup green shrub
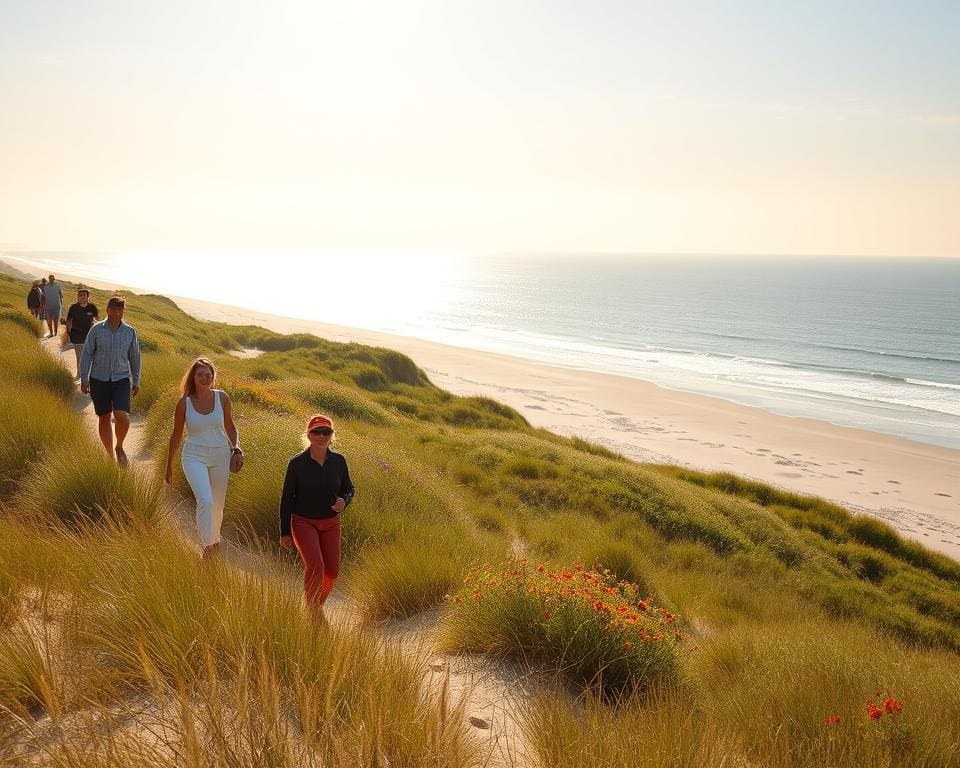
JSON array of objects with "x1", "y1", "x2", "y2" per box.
[
  {"x1": 586, "y1": 540, "x2": 655, "y2": 596},
  {"x1": 443, "y1": 560, "x2": 681, "y2": 698},
  {"x1": 286, "y1": 378, "x2": 392, "y2": 424},
  {"x1": 0, "y1": 388, "x2": 87, "y2": 498},
  {"x1": 0, "y1": 321, "x2": 76, "y2": 400},
  {"x1": 0, "y1": 308, "x2": 42, "y2": 337},
  {"x1": 349, "y1": 364, "x2": 389, "y2": 391},
  {"x1": 466, "y1": 445, "x2": 508, "y2": 471},
  {"x1": 15, "y1": 451, "x2": 172, "y2": 528},
  {"x1": 350, "y1": 533, "x2": 475, "y2": 622},
  {"x1": 502, "y1": 456, "x2": 559, "y2": 480}
]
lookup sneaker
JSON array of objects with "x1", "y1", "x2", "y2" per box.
[{"x1": 115, "y1": 447, "x2": 129, "y2": 467}]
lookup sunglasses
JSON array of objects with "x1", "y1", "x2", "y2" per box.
[{"x1": 309, "y1": 428, "x2": 334, "y2": 436}]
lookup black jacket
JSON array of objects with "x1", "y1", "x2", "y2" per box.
[{"x1": 279, "y1": 449, "x2": 355, "y2": 536}]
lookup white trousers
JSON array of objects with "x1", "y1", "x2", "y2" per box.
[{"x1": 181, "y1": 443, "x2": 231, "y2": 546}]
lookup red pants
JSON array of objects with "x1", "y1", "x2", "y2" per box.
[{"x1": 291, "y1": 514, "x2": 341, "y2": 608}]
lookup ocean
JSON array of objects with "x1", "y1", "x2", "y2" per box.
[{"x1": 8, "y1": 251, "x2": 960, "y2": 450}]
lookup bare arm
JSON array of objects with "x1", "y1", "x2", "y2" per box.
[
  {"x1": 164, "y1": 398, "x2": 187, "y2": 484},
  {"x1": 221, "y1": 391, "x2": 240, "y2": 451}
]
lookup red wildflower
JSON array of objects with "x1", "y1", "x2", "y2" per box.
[
  {"x1": 825, "y1": 715, "x2": 841, "y2": 726},
  {"x1": 867, "y1": 702, "x2": 883, "y2": 721},
  {"x1": 883, "y1": 697, "x2": 903, "y2": 715}
]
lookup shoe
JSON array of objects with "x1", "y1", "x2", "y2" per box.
[{"x1": 115, "y1": 447, "x2": 129, "y2": 467}]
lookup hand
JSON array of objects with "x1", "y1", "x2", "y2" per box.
[
  {"x1": 81, "y1": 382, "x2": 89, "y2": 395},
  {"x1": 279, "y1": 535, "x2": 294, "y2": 551},
  {"x1": 331, "y1": 497, "x2": 345, "y2": 513},
  {"x1": 131, "y1": 385, "x2": 139, "y2": 397}
]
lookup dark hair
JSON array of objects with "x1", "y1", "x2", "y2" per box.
[
  {"x1": 181, "y1": 357, "x2": 216, "y2": 397},
  {"x1": 77, "y1": 289, "x2": 90, "y2": 297},
  {"x1": 107, "y1": 296, "x2": 125, "y2": 309}
]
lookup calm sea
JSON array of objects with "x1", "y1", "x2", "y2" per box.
[{"x1": 9, "y1": 252, "x2": 960, "y2": 449}]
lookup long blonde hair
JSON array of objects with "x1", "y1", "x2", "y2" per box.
[{"x1": 180, "y1": 357, "x2": 216, "y2": 397}]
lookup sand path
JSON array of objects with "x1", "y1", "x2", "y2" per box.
[{"x1": 38, "y1": 334, "x2": 532, "y2": 767}]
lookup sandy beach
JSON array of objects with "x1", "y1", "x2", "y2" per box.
[{"x1": 171, "y1": 296, "x2": 960, "y2": 562}]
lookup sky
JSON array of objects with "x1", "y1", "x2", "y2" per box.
[{"x1": 1, "y1": 0, "x2": 958, "y2": 257}]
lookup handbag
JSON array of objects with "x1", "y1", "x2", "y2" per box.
[{"x1": 229, "y1": 449, "x2": 244, "y2": 474}]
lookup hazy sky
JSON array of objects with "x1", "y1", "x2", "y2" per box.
[{"x1": 1, "y1": 0, "x2": 958, "y2": 256}]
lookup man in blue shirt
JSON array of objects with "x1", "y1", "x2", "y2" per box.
[{"x1": 79, "y1": 296, "x2": 141, "y2": 466}]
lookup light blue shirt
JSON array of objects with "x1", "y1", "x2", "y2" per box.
[{"x1": 79, "y1": 319, "x2": 141, "y2": 387}]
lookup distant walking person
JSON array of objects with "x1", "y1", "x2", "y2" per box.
[
  {"x1": 41, "y1": 274, "x2": 63, "y2": 337},
  {"x1": 26, "y1": 281, "x2": 44, "y2": 318},
  {"x1": 65, "y1": 289, "x2": 99, "y2": 380},
  {"x1": 37, "y1": 278, "x2": 48, "y2": 321},
  {"x1": 164, "y1": 358, "x2": 242, "y2": 560},
  {"x1": 79, "y1": 296, "x2": 141, "y2": 466},
  {"x1": 279, "y1": 415, "x2": 355, "y2": 613}
]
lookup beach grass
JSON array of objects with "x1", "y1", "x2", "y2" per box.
[
  {"x1": 14, "y1": 451, "x2": 171, "y2": 528},
  {"x1": 0, "y1": 516, "x2": 480, "y2": 767}
]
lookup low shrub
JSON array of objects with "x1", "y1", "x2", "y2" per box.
[
  {"x1": 0, "y1": 308, "x2": 42, "y2": 337},
  {"x1": 15, "y1": 451, "x2": 171, "y2": 528},
  {"x1": 442, "y1": 559, "x2": 682, "y2": 697},
  {"x1": 501, "y1": 456, "x2": 559, "y2": 480},
  {"x1": 0, "y1": 320, "x2": 76, "y2": 400},
  {"x1": 0, "y1": 388, "x2": 87, "y2": 498},
  {"x1": 285, "y1": 378, "x2": 393, "y2": 425},
  {"x1": 349, "y1": 533, "x2": 476, "y2": 622},
  {"x1": 586, "y1": 540, "x2": 655, "y2": 596}
]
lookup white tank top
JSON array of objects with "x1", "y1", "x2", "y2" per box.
[{"x1": 184, "y1": 391, "x2": 229, "y2": 449}]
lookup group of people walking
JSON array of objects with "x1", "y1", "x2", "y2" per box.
[
  {"x1": 26, "y1": 274, "x2": 66, "y2": 338},
  {"x1": 38, "y1": 285, "x2": 353, "y2": 615}
]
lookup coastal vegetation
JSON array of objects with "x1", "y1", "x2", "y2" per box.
[{"x1": 1, "y1": 269, "x2": 958, "y2": 766}]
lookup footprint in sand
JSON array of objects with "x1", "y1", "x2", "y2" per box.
[
  {"x1": 846, "y1": 470, "x2": 863, "y2": 476},
  {"x1": 887, "y1": 480, "x2": 901, "y2": 485},
  {"x1": 934, "y1": 493, "x2": 953, "y2": 498}
]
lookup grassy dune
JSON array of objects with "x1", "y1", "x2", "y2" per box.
[{"x1": 1, "y1": 270, "x2": 959, "y2": 766}]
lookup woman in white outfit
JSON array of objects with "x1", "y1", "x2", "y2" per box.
[{"x1": 164, "y1": 357, "x2": 242, "y2": 560}]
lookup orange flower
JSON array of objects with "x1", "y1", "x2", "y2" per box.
[
  {"x1": 867, "y1": 702, "x2": 883, "y2": 721},
  {"x1": 623, "y1": 641, "x2": 633, "y2": 650},
  {"x1": 883, "y1": 697, "x2": 903, "y2": 715},
  {"x1": 825, "y1": 715, "x2": 841, "y2": 726}
]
